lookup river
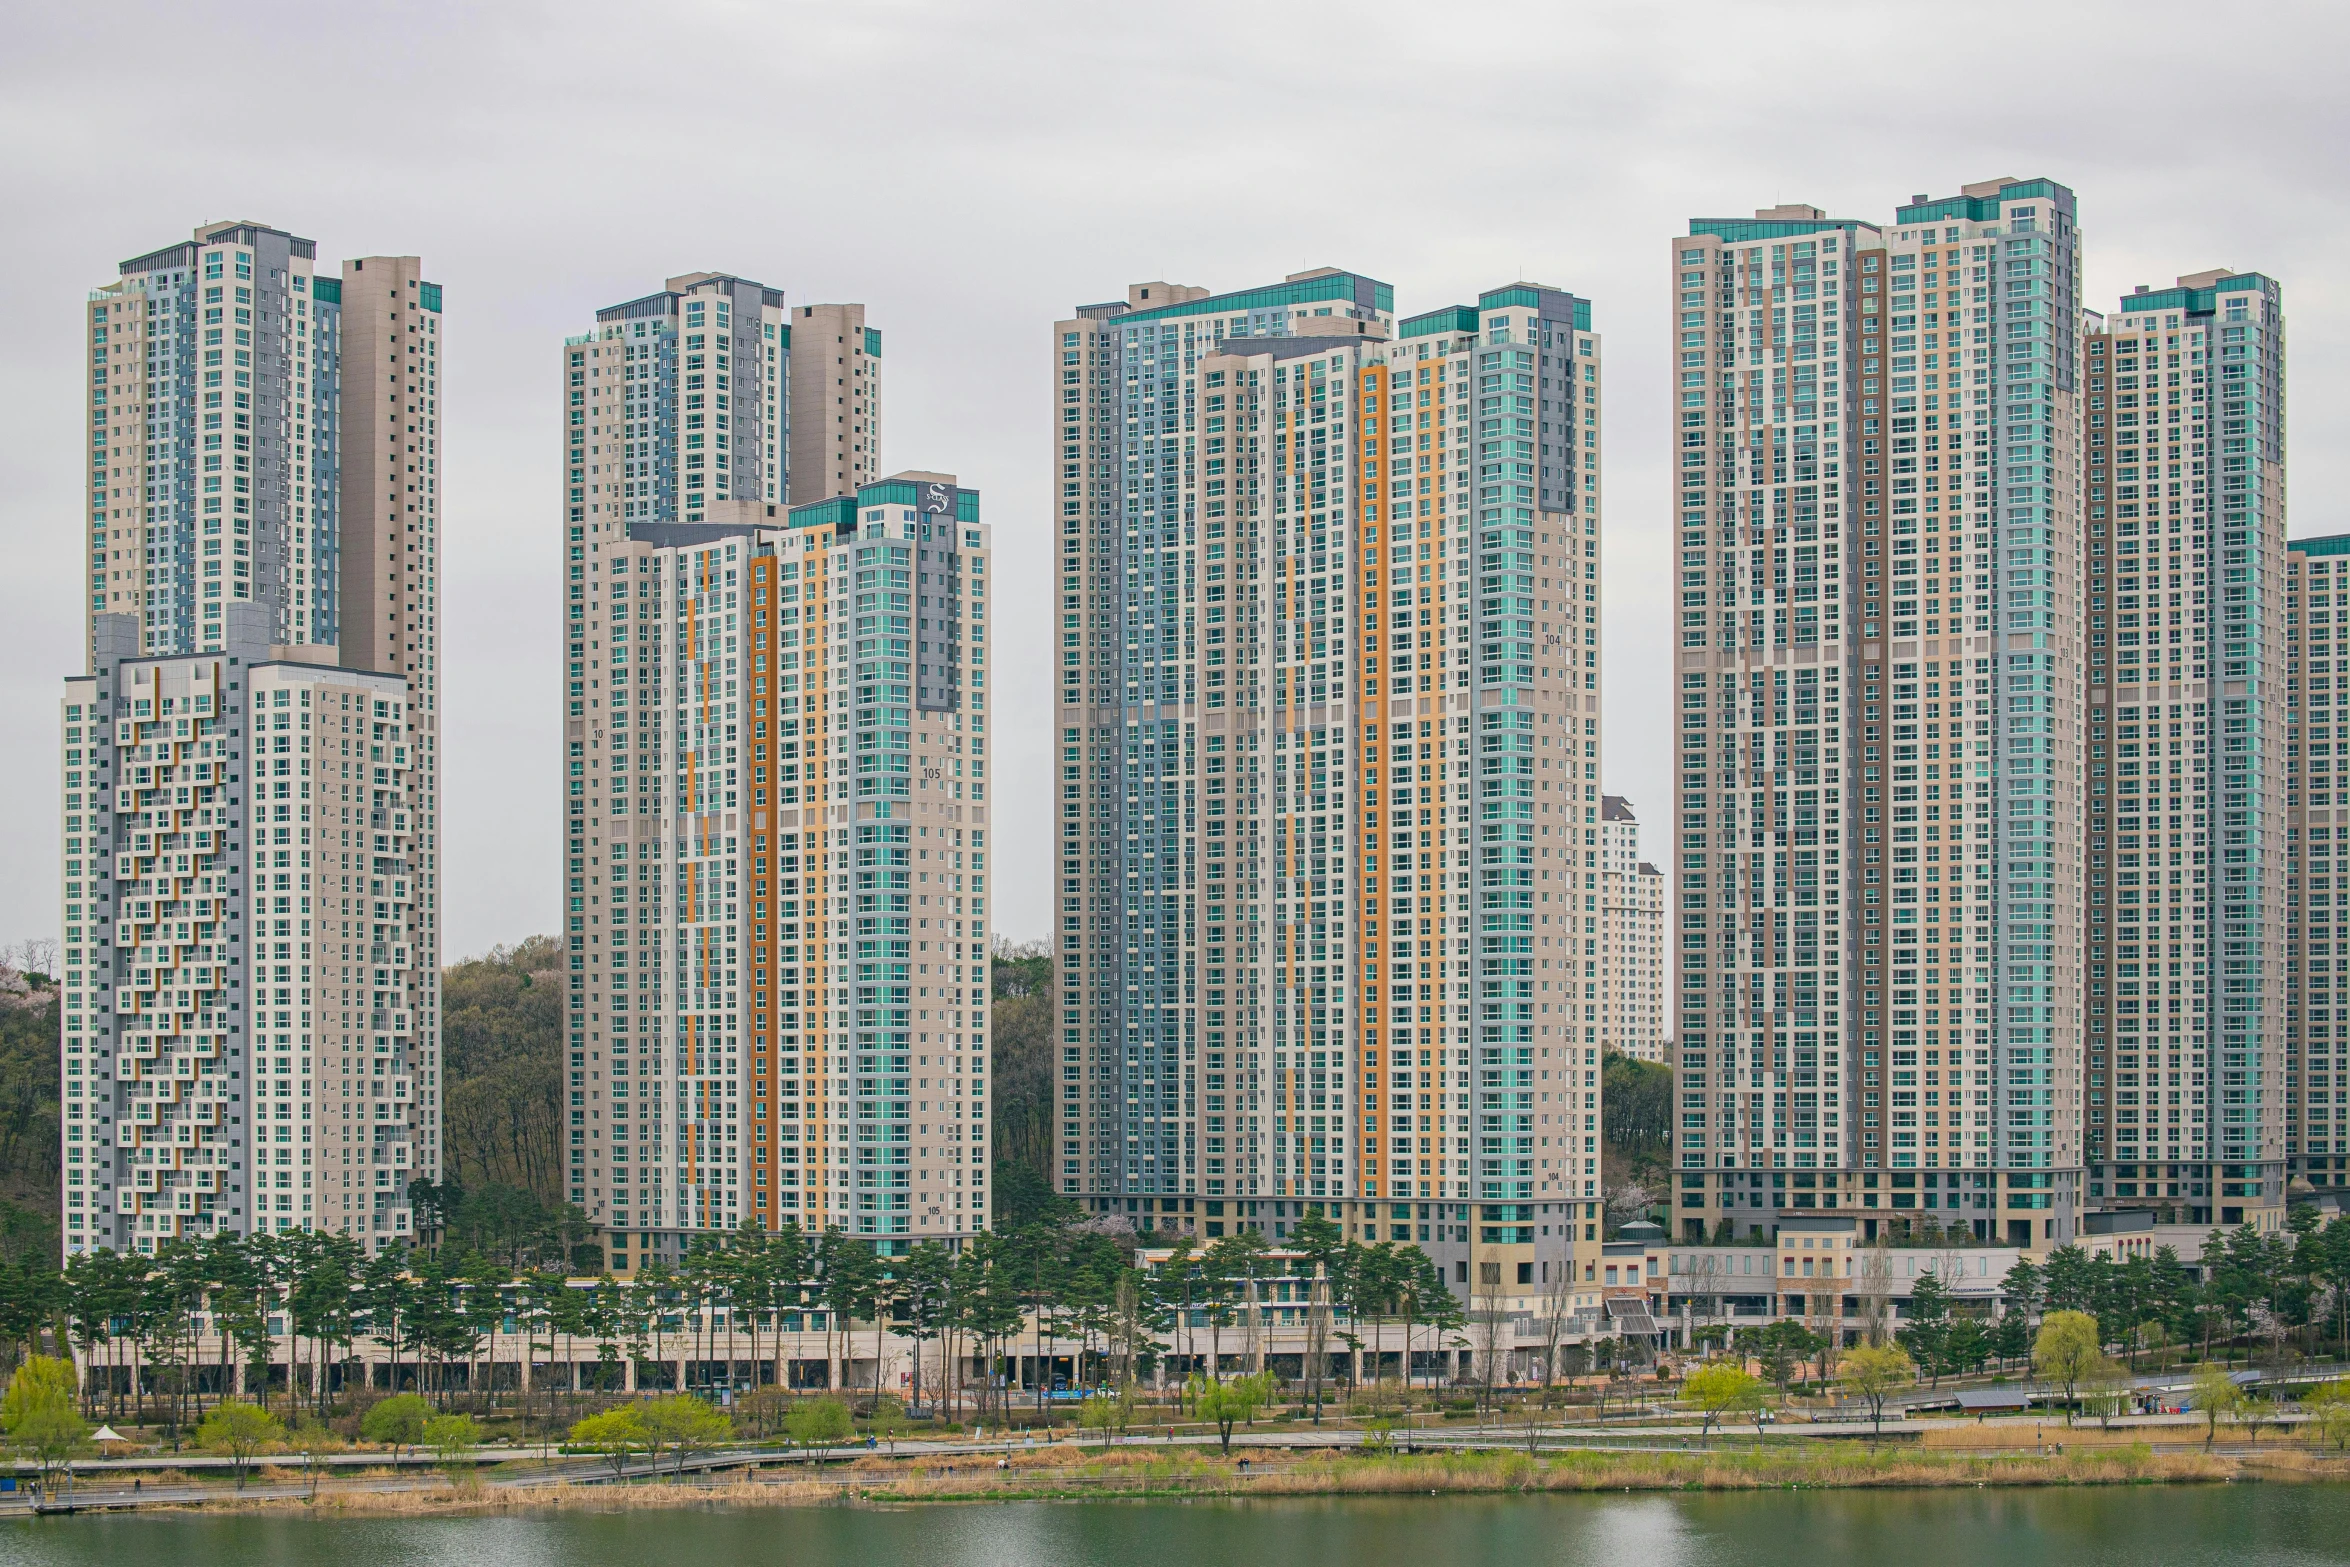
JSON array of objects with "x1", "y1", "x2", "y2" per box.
[{"x1": 0, "y1": 1488, "x2": 2341, "y2": 1567}]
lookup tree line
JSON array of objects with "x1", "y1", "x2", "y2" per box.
[
  {"x1": 0, "y1": 1207, "x2": 1564, "y2": 1434},
  {"x1": 1968, "y1": 1216, "x2": 2350, "y2": 1370},
  {"x1": 1682, "y1": 1214, "x2": 2350, "y2": 1421}
]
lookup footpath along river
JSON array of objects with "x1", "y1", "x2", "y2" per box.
[{"x1": 0, "y1": 1485, "x2": 2343, "y2": 1567}]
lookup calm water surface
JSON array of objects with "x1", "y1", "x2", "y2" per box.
[{"x1": 0, "y1": 1488, "x2": 2341, "y2": 1567}]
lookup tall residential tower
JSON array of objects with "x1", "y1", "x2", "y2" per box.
[
  {"x1": 63, "y1": 220, "x2": 443, "y2": 1254},
  {"x1": 2290, "y1": 534, "x2": 2348, "y2": 1196},
  {"x1": 1669, "y1": 181, "x2": 2091, "y2": 1247},
  {"x1": 562, "y1": 277, "x2": 986, "y2": 1271},
  {"x1": 2083, "y1": 273, "x2": 2287, "y2": 1225},
  {"x1": 1056, "y1": 272, "x2": 1605, "y2": 1311}
]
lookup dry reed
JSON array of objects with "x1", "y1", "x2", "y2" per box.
[{"x1": 120, "y1": 1437, "x2": 2341, "y2": 1517}]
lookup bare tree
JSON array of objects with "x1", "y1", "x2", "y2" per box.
[
  {"x1": 0, "y1": 939, "x2": 59, "y2": 989},
  {"x1": 1936, "y1": 1235, "x2": 1970, "y2": 1315},
  {"x1": 1303, "y1": 1261, "x2": 1329, "y2": 1419},
  {"x1": 1474, "y1": 1260, "x2": 1509, "y2": 1413},
  {"x1": 1111, "y1": 1271, "x2": 1143, "y2": 1395},
  {"x1": 1855, "y1": 1234, "x2": 1896, "y2": 1347},
  {"x1": 1537, "y1": 1259, "x2": 1576, "y2": 1390},
  {"x1": 1691, "y1": 1253, "x2": 1721, "y2": 1351}
]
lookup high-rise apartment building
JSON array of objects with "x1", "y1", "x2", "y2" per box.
[
  {"x1": 1669, "y1": 180, "x2": 2094, "y2": 1247},
  {"x1": 2083, "y1": 275, "x2": 2287, "y2": 1225},
  {"x1": 63, "y1": 220, "x2": 443, "y2": 1254},
  {"x1": 582, "y1": 272, "x2": 790, "y2": 523},
  {"x1": 2285, "y1": 535, "x2": 2344, "y2": 1194},
  {"x1": 1598, "y1": 797, "x2": 1667, "y2": 1063},
  {"x1": 563, "y1": 278, "x2": 984, "y2": 1270},
  {"x1": 1055, "y1": 271, "x2": 1604, "y2": 1307}
]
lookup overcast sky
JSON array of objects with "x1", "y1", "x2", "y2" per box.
[{"x1": 2, "y1": 0, "x2": 2342, "y2": 965}]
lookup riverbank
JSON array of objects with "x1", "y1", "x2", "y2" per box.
[{"x1": 65, "y1": 1441, "x2": 2350, "y2": 1517}]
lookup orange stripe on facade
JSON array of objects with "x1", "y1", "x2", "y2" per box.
[{"x1": 1359, "y1": 362, "x2": 1385, "y2": 1195}]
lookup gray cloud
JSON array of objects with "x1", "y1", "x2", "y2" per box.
[{"x1": 2, "y1": 0, "x2": 2341, "y2": 961}]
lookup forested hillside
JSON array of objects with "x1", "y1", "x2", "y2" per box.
[
  {"x1": 989, "y1": 939, "x2": 1054, "y2": 1222},
  {"x1": 0, "y1": 968, "x2": 59, "y2": 1258},
  {"x1": 439, "y1": 936, "x2": 565, "y2": 1203},
  {"x1": 1601, "y1": 1049, "x2": 1671, "y2": 1221}
]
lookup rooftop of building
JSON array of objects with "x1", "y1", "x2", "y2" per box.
[
  {"x1": 1687, "y1": 178, "x2": 2075, "y2": 247},
  {"x1": 1686, "y1": 205, "x2": 1870, "y2": 244},
  {"x1": 1401, "y1": 284, "x2": 1591, "y2": 337},
  {"x1": 622, "y1": 473, "x2": 980, "y2": 551},
  {"x1": 122, "y1": 219, "x2": 318, "y2": 274},
  {"x1": 1897, "y1": 176, "x2": 2075, "y2": 226},
  {"x1": 596, "y1": 271, "x2": 785, "y2": 324},
  {"x1": 1084, "y1": 268, "x2": 1395, "y2": 328},
  {"x1": 2119, "y1": 270, "x2": 2274, "y2": 317}
]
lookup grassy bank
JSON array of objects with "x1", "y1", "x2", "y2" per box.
[{"x1": 132, "y1": 1441, "x2": 2350, "y2": 1516}]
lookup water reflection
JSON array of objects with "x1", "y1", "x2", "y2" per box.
[{"x1": 0, "y1": 1487, "x2": 2341, "y2": 1567}]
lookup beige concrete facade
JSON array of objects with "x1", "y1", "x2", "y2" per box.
[
  {"x1": 328, "y1": 253, "x2": 444, "y2": 1176},
  {"x1": 332, "y1": 256, "x2": 438, "y2": 676},
  {"x1": 1598, "y1": 796, "x2": 1667, "y2": 1062},
  {"x1": 2285, "y1": 536, "x2": 2347, "y2": 1200},
  {"x1": 786, "y1": 303, "x2": 881, "y2": 505}
]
